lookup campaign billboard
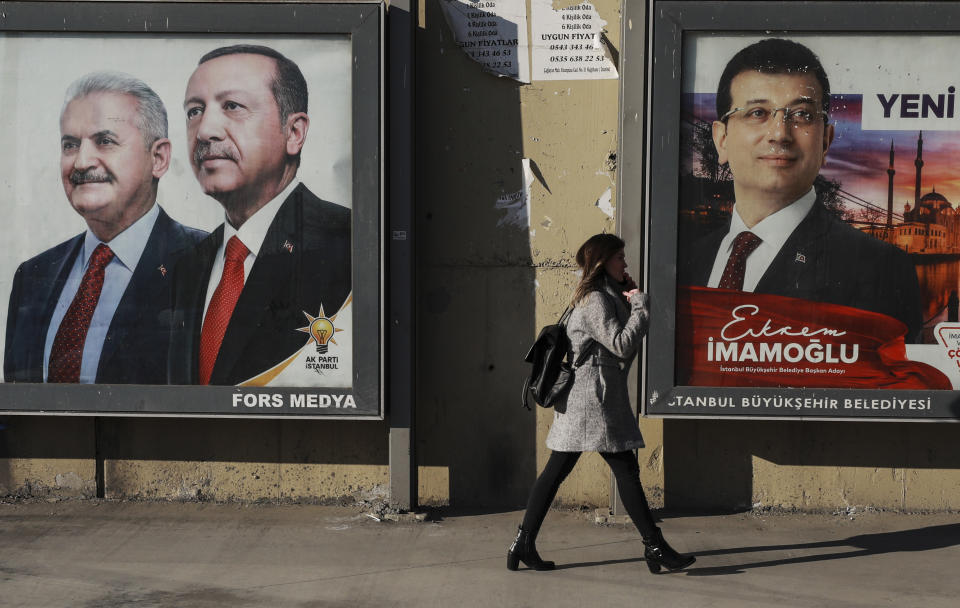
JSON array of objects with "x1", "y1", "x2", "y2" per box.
[
  {"x1": 0, "y1": 2, "x2": 384, "y2": 418},
  {"x1": 635, "y1": 1, "x2": 960, "y2": 420}
]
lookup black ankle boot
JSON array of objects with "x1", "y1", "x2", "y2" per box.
[
  {"x1": 642, "y1": 527, "x2": 695, "y2": 573},
  {"x1": 507, "y1": 525, "x2": 556, "y2": 571}
]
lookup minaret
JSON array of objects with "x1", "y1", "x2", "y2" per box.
[
  {"x1": 915, "y1": 130, "x2": 924, "y2": 207},
  {"x1": 887, "y1": 140, "x2": 896, "y2": 228}
]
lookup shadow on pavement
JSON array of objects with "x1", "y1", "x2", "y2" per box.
[
  {"x1": 555, "y1": 556, "x2": 646, "y2": 570},
  {"x1": 421, "y1": 505, "x2": 531, "y2": 521},
  {"x1": 685, "y1": 523, "x2": 960, "y2": 576}
]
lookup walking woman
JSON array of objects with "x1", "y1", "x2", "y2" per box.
[{"x1": 508, "y1": 233, "x2": 695, "y2": 574}]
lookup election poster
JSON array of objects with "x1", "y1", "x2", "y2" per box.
[
  {"x1": 0, "y1": 2, "x2": 384, "y2": 418},
  {"x1": 640, "y1": 13, "x2": 960, "y2": 419},
  {"x1": 674, "y1": 33, "x2": 960, "y2": 395}
]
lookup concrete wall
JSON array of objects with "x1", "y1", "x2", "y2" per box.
[
  {"x1": 664, "y1": 419, "x2": 960, "y2": 512},
  {"x1": 0, "y1": 0, "x2": 650, "y2": 510},
  {"x1": 413, "y1": 0, "x2": 667, "y2": 509},
  {"x1": 2, "y1": 0, "x2": 960, "y2": 513},
  {"x1": 0, "y1": 416, "x2": 391, "y2": 502}
]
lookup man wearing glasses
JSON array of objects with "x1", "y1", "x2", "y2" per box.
[{"x1": 681, "y1": 38, "x2": 922, "y2": 342}]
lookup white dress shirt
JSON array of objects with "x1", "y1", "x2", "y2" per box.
[
  {"x1": 202, "y1": 180, "x2": 300, "y2": 322},
  {"x1": 43, "y1": 203, "x2": 160, "y2": 383},
  {"x1": 707, "y1": 188, "x2": 817, "y2": 291}
]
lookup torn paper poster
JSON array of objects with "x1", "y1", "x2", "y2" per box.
[
  {"x1": 530, "y1": 0, "x2": 618, "y2": 81},
  {"x1": 595, "y1": 187, "x2": 614, "y2": 218},
  {"x1": 495, "y1": 158, "x2": 534, "y2": 229},
  {"x1": 439, "y1": 0, "x2": 530, "y2": 83}
]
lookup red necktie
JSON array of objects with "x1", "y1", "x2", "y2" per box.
[
  {"x1": 48, "y1": 243, "x2": 115, "y2": 383},
  {"x1": 198, "y1": 236, "x2": 249, "y2": 385},
  {"x1": 718, "y1": 231, "x2": 762, "y2": 290}
]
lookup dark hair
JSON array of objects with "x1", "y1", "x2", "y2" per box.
[
  {"x1": 715, "y1": 38, "x2": 830, "y2": 121},
  {"x1": 571, "y1": 233, "x2": 626, "y2": 306},
  {"x1": 199, "y1": 44, "x2": 308, "y2": 124}
]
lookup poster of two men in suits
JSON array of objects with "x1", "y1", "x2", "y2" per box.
[
  {"x1": 0, "y1": 34, "x2": 359, "y2": 394},
  {"x1": 672, "y1": 32, "x2": 960, "y2": 393}
]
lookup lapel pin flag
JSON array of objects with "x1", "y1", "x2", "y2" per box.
[{"x1": 794, "y1": 252, "x2": 806, "y2": 264}]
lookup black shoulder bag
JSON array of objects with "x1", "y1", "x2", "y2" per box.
[{"x1": 521, "y1": 307, "x2": 594, "y2": 410}]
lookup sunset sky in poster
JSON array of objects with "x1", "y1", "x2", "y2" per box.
[{"x1": 684, "y1": 93, "x2": 960, "y2": 218}]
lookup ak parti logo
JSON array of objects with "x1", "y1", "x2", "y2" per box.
[{"x1": 297, "y1": 304, "x2": 343, "y2": 354}]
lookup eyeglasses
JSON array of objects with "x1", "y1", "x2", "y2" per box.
[{"x1": 720, "y1": 105, "x2": 828, "y2": 127}]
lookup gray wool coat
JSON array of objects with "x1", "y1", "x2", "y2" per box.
[{"x1": 545, "y1": 276, "x2": 649, "y2": 453}]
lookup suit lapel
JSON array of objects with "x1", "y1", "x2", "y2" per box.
[
  {"x1": 211, "y1": 191, "x2": 301, "y2": 384},
  {"x1": 96, "y1": 209, "x2": 174, "y2": 377},
  {"x1": 689, "y1": 227, "x2": 727, "y2": 286},
  {"x1": 27, "y1": 236, "x2": 84, "y2": 378},
  {"x1": 41, "y1": 237, "x2": 84, "y2": 326},
  {"x1": 755, "y1": 200, "x2": 831, "y2": 294},
  {"x1": 184, "y1": 227, "x2": 223, "y2": 379}
]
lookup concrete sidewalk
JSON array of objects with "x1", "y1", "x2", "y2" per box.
[{"x1": 0, "y1": 500, "x2": 956, "y2": 607}]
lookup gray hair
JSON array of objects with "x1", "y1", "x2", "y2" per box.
[{"x1": 61, "y1": 71, "x2": 168, "y2": 146}]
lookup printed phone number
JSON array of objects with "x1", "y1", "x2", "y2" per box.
[
  {"x1": 548, "y1": 55, "x2": 601, "y2": 63},
  {"x1": 471, "y1": 49, "x2": 513, "y2": 57}
]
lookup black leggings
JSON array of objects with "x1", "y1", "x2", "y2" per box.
[{"x1": 521, "y1": 450, "x2": 656, "y2": 539}]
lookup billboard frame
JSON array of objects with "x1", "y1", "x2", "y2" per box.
[
  {"x1": 0, "y1": 1, "x2": 387, "y2": 420},
  {"x1": 622, "y1": 0, "x2": 960, "y2": 422}
]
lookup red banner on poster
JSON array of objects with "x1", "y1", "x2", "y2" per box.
[{"x1": 677, "y1": 287, "x2": 951, "y2": 389}]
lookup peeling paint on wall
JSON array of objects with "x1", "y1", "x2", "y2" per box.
[
  {"x1": 54, "y1": 471, "x2": 87, "y2": 491},
  {"x1": 595, "y1": 187, "x2": 614, "y2": 218},
  {"x1": 439, "y1": 0, "x2": 530, "y2": 83},
  {"x1": 530, "y1": 0, "x2": 618, "y2": 81},
  {"x1": 495, "y1": 158, "x2": 534, "y2": 229}
]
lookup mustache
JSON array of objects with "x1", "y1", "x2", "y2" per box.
[
  {"x1": 193, "y1": 142, "x2": 239, "y2": 166},
  {"x1": 69, "y1": 169, "x2": 112, "y2": 185}
]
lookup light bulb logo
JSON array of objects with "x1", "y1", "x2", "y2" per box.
[
  {"x1": 309, "y1": 317, "x2": 335, "y2": 354},
  {"x1": 296, "y1": 304, "x2": 344, "y2": 353}
]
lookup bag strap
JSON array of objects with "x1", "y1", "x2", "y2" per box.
[
  {"x1": 521, "y1": 376, "x2": 532, "y2": 411},
  {"x1": 572, "y1": 340, "x2": 596, "y2": 368},
  {"x1": 564, "y1": 304, "x2": 596, "y2": 369}
]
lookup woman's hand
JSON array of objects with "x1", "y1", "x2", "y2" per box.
[
  {"x1": 622, "y1": 271, "x2": 638, "y2": 292},
  {"x1": 624, "y1": 289, "x2": 650, "y2": 314}
]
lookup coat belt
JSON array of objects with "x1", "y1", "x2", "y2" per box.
[{"x1": 591, "y1": 354, "x2": 626, "y2": 370}]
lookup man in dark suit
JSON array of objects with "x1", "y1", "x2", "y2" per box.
[
  {"x1": 679, "y1": 38, "x2": 922, "y2": 341},
  {"x1": 169, "y1": 45, "x2": 351, "y2": 385},
  {"x1": 4, "y1": 72, "x2": 206, "y2": 384}
]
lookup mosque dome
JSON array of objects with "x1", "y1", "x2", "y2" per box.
[
  {"x1": 921, "y1": 190, "x2": 947, "y2": 203},
  {"x1": 920, "y1": 189, "x2": 950, "y2": 206}
]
